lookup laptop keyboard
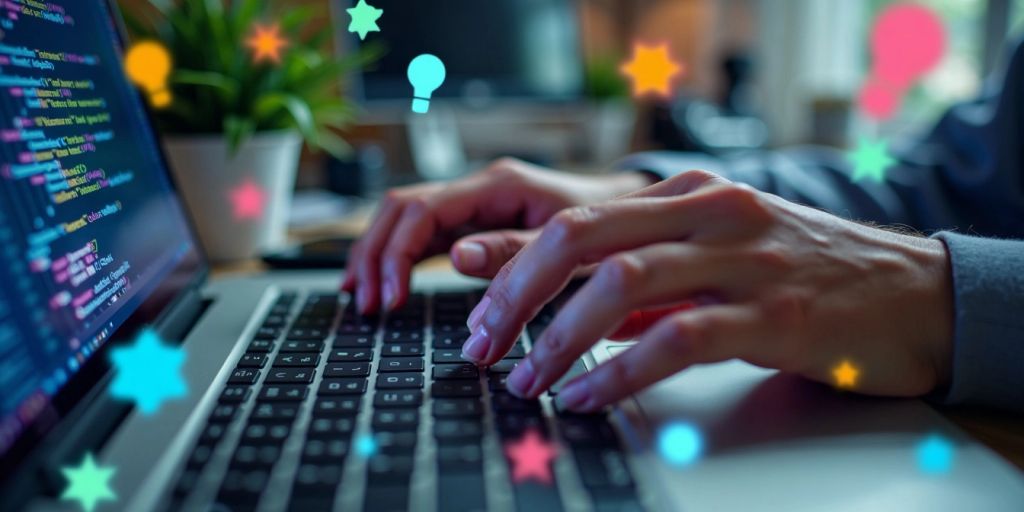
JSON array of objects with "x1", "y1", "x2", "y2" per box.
[{"x1": 168, "y1": 289, "x2": 644, "y2": 512}]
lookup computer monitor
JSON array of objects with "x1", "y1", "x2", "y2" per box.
[
  {"x1": 339, "y1": 0, "x2": 585, "y2": 105},
  {"x1": 0, "y1": 0, "x2": 205, "y2": 480}
]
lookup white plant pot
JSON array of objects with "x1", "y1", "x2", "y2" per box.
[{"x1": 162, "y1": 131, "x2": 302, "y2": 263}]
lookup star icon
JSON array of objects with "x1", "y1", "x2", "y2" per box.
[
  {"x1": 832, "y1": 359, "x2": 860, "y2": 389},
  {"x1": 917, "y1": 433, "x2": 955, "y2": 475},
  {"x1": 347, "y1": 0, "x2": 383, "y2": 40},
  {"x1": 849, "y1": 138, "x2": 896, "y2": 183},
  {"x1": 229, "y1": 179, "x2": 266, "y2": 221},
  {"x1": 109, "y1": 328, "x2": 187, "y2": 414},
  {"x1": 246, "y1": 23, "x2": 288, "y2": 64},
  {"x1": 505, "y1": 428, "x2": 559, "y2": 484},
  {"x1": 61, "y1": 453, "x2": 117, "y2": 512},
  {"x1": 620, "y1": 42, "x2": 683, "y2": 99}
]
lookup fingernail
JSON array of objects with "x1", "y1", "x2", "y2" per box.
[
  {"x1": 455, "y1": 241, "x2": 487, "y2": 271},
  {"x1": 382, "y1": 280, "x2": 397, "y2": 310},
  {"x1": 467, "y1": 295, "x2": 492, "y2": 329},
  {"x1": 461, "y1": 325, "x2": 491, "y2": 363},
  {"x1": 507, "y1": 358, "x2": 536, "y2": 397},
  {"x1": 556, "y1": 379, "x2": 591, "y2": 411}
]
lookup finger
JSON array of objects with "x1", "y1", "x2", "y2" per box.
[
  {"x1": 556, "y1": 304, "x2": 761, "y2": 412},
  {"x1": 619, "y1": 168, "x2": 732, "y2": 200},
  {"x1": 507, "y1": 243, "x2": 751, "y2": 398},
  {"x1": 607, "y1": 303, "x2": 695, "y2": 341},
  {"x1": 465, "y1": 194, "x2": 742, "y2": 366},
  {"x1": 450, "y1": 229, "x2": 537, "y2": 278},
  {"x1": 351, "y1": 195, "x2": 406, "y2": 313}
]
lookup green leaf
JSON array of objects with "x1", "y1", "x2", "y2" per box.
[{"x1": 254, "y1": 92, "x2": 317, "y2": 141}]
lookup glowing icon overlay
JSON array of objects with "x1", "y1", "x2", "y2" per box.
[
  {"x1": 832, "y1": 359, "x2": 860, "y2": 389},
  {"x1": 917, "y1": 434, "x2": 955, "y2": 475},
  {"x1": 124, "y1": 41, "x2": 172, "y2": 109},
  {"x1": 620, "y1": 42, "x2": 683, "y2": 99},
  {"x1": 658, "y1": 422, "x2": 703, "y2": 467},
  {"x1": 849, "y1": 138, "x2": 896, "y2": 183},
  {"x1": 859, "y1": 3, "x2": 946, "y2": 120},
  {"x1": 246, "y1": 23, "x2": 289, "y2": 64},
  {"x1": 407, "y1": 54, "x2": 446, "y2": 114},
  {"x1": 347, "y1": 0, "x2": 383, "y2": 40},
  {"x1": 110, "y1": 328, "x2": 187, "y2": 415},
  {"x1": 355, "y1": 433, "x2": 378, "y2": 458},
  {"x1": 229, "y1": 179, "x2": 267, "y2": 221},
  {"x1": 505, "y1": 428, "x2": 559, "y2": 484},
  {"x1": 61, "y1": 453, "x2": 117, "y2": 512}
]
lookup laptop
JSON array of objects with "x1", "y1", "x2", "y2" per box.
[{"x1": 3, "y1": 2, "x2": 1024, "y2": 511}]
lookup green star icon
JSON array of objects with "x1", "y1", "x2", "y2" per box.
[
  {"x1": 347, "y1": 0, "x2": 383, "y2": 40},
  {"x1": 848, "y1": 137, "x2": 896, "y2": 183},
  {"x1": 61, "y1": 453, "x2": 116, "y2": 512}
]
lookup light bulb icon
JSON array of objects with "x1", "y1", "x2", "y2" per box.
[
  {"x1": 407, "y1": 54, "x2": 446, "y2": 114},
  {"x1": 124, "y1": 41, "x2": 173, "y2": 109}
]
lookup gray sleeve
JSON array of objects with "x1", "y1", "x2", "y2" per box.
[{"x1": 930, "y1": 232, "x2": 1024, "y2": 412}]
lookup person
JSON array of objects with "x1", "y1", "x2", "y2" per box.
[{"x1": 342, "y1": 39, "x2": 1024, "y2": 413}]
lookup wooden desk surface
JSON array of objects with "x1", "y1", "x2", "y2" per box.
[{"x1": 212, "y1": 213, "x2": 1024, "y2": 472}]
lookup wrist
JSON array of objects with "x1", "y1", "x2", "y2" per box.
[{"x1": 916, "y1": 238, "x2": 956, "y2": 390}]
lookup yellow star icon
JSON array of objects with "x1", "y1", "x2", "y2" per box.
[
  {"x1": 832, "y1": 360, "x2": 860, "y2": 389},
  {"x1": 620, "y1": 42, "x2": 683, "y2": 99},
  {"x1": 246, "y1": 23, "x2": 288, "y2": 64}
]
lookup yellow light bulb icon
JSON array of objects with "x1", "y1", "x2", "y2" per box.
[{"x1": 124, "y1": 41, "x2": 172, "y2": 108}]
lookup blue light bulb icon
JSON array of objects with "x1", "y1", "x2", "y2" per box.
[{"x1": 407, "y1": 54, "x2": 446, "y2": 114}]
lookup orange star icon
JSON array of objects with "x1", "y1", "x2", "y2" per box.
[
  {"x1": 620, "y1": 42, "x2": 683, "y2": 99},
  {"x1": 832, "y1": 360, "x2": 860, "y2": 389},
  {"x1": 505, "y1": 428, "x2": 559, "y2": 484},
  {"x1": 246, "y1": 23, "x2": 288, "y2": 64}
]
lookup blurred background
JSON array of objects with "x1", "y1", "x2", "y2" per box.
[{"x1": 119, "y1": 0, "x2": 1024, "y2": 252}]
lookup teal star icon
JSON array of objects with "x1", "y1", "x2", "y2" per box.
[
  {"x1": 917, "y1": 433, "x2": 955, "y2": 475},
  {"x1": 347, "y1": 0, "x2": 383, "y2": 40},
  {"x1": 61, "y1": 453, "x2": 117, "y2": 512},
  {"x1": 848, "y1": 137, "x2": 896, "y2": 183},
  {"x1": 110, "y1": 328, "x2": 187, "y2": 414}
]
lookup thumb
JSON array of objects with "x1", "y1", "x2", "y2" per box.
[{"x1": 450, "y1": 229, "x2": 538, "y2": 278}]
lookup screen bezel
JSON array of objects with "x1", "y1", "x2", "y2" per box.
[{"x1": 0, "y1": 0, "x2": 210, "y2": 486}]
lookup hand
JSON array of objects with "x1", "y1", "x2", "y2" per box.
[
  {"x1": 342, "y1": 158, "x2": 653, "y2": 313},
  {"x1": 463, "y1": 170, "x2": 955, "y2": 412}
]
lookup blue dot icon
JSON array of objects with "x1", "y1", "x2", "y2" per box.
[
  {"x1": 658, "y1": 422, "x2": 703, "y2": 467},
  {"x1": 355, "y1": 433, "x2": 378, "y2": 458},
  {"x1": 917, "y1": 434, "x2": 954, "y2": 475}
]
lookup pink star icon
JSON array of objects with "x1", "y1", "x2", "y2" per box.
[
  {"x1": 505, "y1": 428, "x2": 559, "y2": 484},
  {"x1": 229, "y1": 179, "x2": 266, "y2": 221}
]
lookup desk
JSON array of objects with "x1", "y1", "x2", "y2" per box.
[{"x1": 212, "y1": 211, "x2": 1024, "y2": 472}]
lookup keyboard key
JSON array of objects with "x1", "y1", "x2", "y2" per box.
[
  {"x1": 237, "y1": 353, "x2": 267, "y2": 368},
  {"x1": 376, "y1": 373, "x2": 424, "y2": 389},
  {"x1": 307, "y1": 416, "x2": 357, "y2": 438},
  {"x1": 374, "y1": 431, "x2": 418, "y2": 454},
  {"x1": 302, "y1": 438, "x2": 349, "y2": 463},
  {"x1": 314, "y1": 396, "x2": 361, "y2": 416},
  {"x1": 491, "y1": 392, "x2": 542, "y2": 413},
  {"x1": 273, "y1": 353, "x2": 321, "y2": 367},
  {"x1": 374, "y1": 390, "x2": 423, "y2": 408},
  {"x1": 333, "y1": 334, "x2": 375, "y2": 348},
  {"x1": 250, "y1": 402, "x2": 300, "y2": 422},
  {"x1": 438, "y1": 472, "x2": 487, "y2": 512},
  {"x1": 324, "y1": 362, "x2": 371, "y2": 377},
  {"x1": 209, "y1": 404, "x2": 238, "y2": 422},
  {"x1": 362, "y1": 484, "x2": 409, "y2": 512},
  {"x1": 488, "y1": 373, "x2": 510, "y2": 391},
  {"x1": 433, "y1": 334, "x2": 467, "y2": 349},
  {"x1": 514, "y1": 482, "x2": 564, "y2": 512},
  {"x1": 432, "y1": 349, "x2": 464, "y2": 364},
  {"x1": 293, "y1": 462, "x2": 344, "y2": 491},
  {"x1": 281, "y1": 340, "x2": 323, "y2": 352},
  {"x1": 229, "y1": 368, "x2": 260, "y2": 384},
  {"x1": 319, "y1": 378, "x2": 368, "y2": 395},
  {"x1": 574, "y1": 448, "x2": 634, "y2": 490},
  {"x1": 589, "y1": 488, "x2": 646, "y2": 512},
  {"x1": 328, "y1": 348, "x2": 373, "y2": 362},
  {"x1": 372, "y1": 409, "x2": 420, "y2": 431},
  {"x1": 489, "y1": 359, "x2": 520, "y2": 374},
  {"x1": 247, "y1": 339, "x2": 275, "y2": 352},
  {"x1": 366, "y1": 455, "x2": 415, "y2": 483},
  {"x1": 434, "y1": 419, "x2": 483, "y2": 442},
  {"x1": 242, "y1": 422, "x2": 291, "y2": 444},
  {"x1": 216, "y1": 468, "x2": 270, "y2": 506},
  {"x1": 437, "y1": 444, "x2": 483, "y2": 471},
  {"x1": 232, "y1": 443, "x2": 281, "y2": 467},
  {"x1": 383, "y1": 330, "x2": 423, "y2": 342},
  {"x1": 220, "y1": 386, "x2": 252, "y2": 403},
  {"x1": 266, "y1": 368, "x2": 315, "y2": 384},
  {"x1": 382, "y1": 344, "x2": 425, "y2": 357},
  {"x1": 497, "y1": 414, "x2": 548, "y2": 439},
  {"x1": 379, "y1": 357, "x2": 424, "y2": 372},
  {"x1": 433, "y1": 363, "x2": 480, "y2": 380},
  {"x1": 287, "y1": 328, "x2": 328, "y2": 340},
  {"x1": 188, "y1": 442, "x2": 216, "y2": 468},
  {"x1": 258, "y1": 385, "x2": 308, "y2": 402},
  {"x1": 256, "y1": 327, "x2": 281, "y2": 338},
  {"x1": 431, "y1": 381, "x2": 481, "y2": 397},
  {"x1": 433, "y1": 398, "x2": 483, "y2": 417},
  {"x1": 558, "y1": 414, "x2": 618, "y2": 446}
]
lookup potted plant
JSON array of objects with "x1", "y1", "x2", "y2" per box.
[{"x1": 122, "y1": 0, "x2": 369, "y2": 262}]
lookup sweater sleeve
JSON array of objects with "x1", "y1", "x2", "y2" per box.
[{"x1": 930, "y1": 232, "x2": 1024, "y2": 412}]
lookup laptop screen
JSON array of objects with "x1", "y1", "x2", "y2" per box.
[{"x1": 0, "y1": 0, "x2": 203, "y2": 468}]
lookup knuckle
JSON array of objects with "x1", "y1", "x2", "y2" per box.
[
  {"x1": 748, "y1": 245, "x2": 794, "y2": 273},
  {"x1": 544, "y1": 206, "x2": 596, "y2": 246},
  {"x1": 403, "y1": 195, "x2": 431, "y2": 218},
  {"x1": 761, "y1": 290, "x2": 807, "y2": 339},
  {"x1": 596, "y1": 253, "x2": 646, "y2": 296},
  {"x1": 714, "y1": 184, "x2": 771, "y2": 221},
  {"x1": 663, "y1": 314, "x2": 711, "y2": 355},
  {"x1": 602, "y1": 355, "x2": 634, "y2": 389},
  {"x1": 486, "y1": 158, "x2": 526, "y2": 179},
  {"x1": 537, "y1": 328, "x2": 569, "y2": 359}
]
